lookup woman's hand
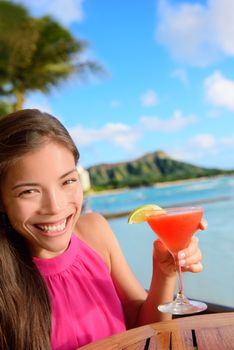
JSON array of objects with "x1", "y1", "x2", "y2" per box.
[
  {"x1": 153, "y1": 218, "x2": 207, "y2": 277},
  {"x1": 178, "y1": 218, "x2": 207, "y2": 273},
  {"x1": 177, "y1": 236, "x2": 203, "y2": 273}
]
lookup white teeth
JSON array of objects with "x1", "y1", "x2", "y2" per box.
[{"x1": 38, "y1": 219, "x2": 66, "y2": 232}]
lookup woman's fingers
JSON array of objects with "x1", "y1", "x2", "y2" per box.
[
  {"x1": 180, "y1": 245, "x2": 202, "y2": 266},
  {"x1": 198, "y1": 219, "x2": 208, "y2": 230},
  {"x1": 182, "y1": 261, "x2": 203, "y2": 273},
  {"x1": 178, "y1": 236, "x2": 199, "y2": 259},
  {"x1": 177, "y1": 236, "x2": 203, "y2": 272}
]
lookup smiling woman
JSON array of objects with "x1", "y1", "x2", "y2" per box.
[
  {"x1": 0, "y1": 109, "x2": 205, "y2": 350},
  {"x1": 0, "y1": 109, "x2": 82, "y2": 348}
]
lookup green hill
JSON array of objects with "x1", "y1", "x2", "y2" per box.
[{"x1": 87, "y1": 150, "x2": 233, "y2": 191}]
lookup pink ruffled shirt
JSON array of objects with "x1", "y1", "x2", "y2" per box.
[{"x1": 33, "y1": 234, "x2": 126, "y2": 349}]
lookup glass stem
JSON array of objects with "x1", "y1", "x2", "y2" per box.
[
  {"x1": 173, "y1": 253, "x2": 187, "y2": 302},
  {"x1": 177, "y1": 263, "x2": 184, "y2": 298}
]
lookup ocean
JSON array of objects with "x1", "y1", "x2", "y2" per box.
[{"x1": 86, "y1": 175, "x2": 234, "y2": 308}]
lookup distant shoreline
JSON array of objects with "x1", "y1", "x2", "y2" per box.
[
  {"x1": 84, "y1": 174, "x2": 234, "y2": 219},
  {"x1": 100, "y1": 195, "x2": 233, "y2": 219},
  {"x1": 85, "y1": 174, "x2": 233, "y2": 198}
]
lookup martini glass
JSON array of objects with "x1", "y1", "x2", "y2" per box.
[{"x1": 146, "y1": 206, "x2": 207, "y2": 315}]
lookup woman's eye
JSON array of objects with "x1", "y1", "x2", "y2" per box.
[
  {"x1": 63, "y1": 178, "x2": 78, "y2": 185},
  {"x1": 18, "y1": 189, "x2": 38, "y2": 197}
]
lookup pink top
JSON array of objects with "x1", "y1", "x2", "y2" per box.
[{"x1": 33, "y1": 234, "x2": 126, "y2": 349}]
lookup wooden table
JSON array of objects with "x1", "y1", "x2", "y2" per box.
[{"x1": 79, "y1": 312, "x2": 234, "y2": 350}]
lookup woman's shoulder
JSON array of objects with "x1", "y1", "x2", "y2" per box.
[
  {"x1": 75, "y1": 212, "x2": 112, "y2": 238},
  {"x1": 74, "y1": 212, "x2": 114, "y2": 271}
]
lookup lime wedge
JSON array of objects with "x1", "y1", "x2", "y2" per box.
[{"x1": 128, "y1": 204, "x2": 164, "y2": 224}]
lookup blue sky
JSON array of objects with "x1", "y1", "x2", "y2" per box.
[{"x1": 14, "y1": 0, "x2": 234, "y2": 169}]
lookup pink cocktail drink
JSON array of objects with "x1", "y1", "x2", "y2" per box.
[
  {"x1": 145, "y1": 206, "x2": 207, "y2": 315},
  {"x1": 147, "y1": 207, "x2": 203, "y2": 253}
]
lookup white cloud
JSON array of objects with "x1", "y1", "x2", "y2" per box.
[
  {"x1": 174, "y1": 132, "x2": 234, "y2": 167},
  {"x1": 68, "y1": 116, "x2": 233, "y2": 168},
  {"x1": 140, "y1": 110, "x2": 197, "y2": 132},
  {"x1": 141, "y1": 90, "x2": 159, "y2": 107},
  {"x1": 14, "y1": 0, "x2": 84, "y2": 25},
  {"x1": 167, "y1": 133, "x2": 222, "y2": 165},
  {"x1": 189, "y1": 134, "x2": 216, "y2": 149},
  {"x1": 69, "y1": 122, "x2": 141, "y2": 151},
  {"x1": 156, "y1": 0, "x2": 234, "y2": 66},
  {"x1": 204, "y1": 71, "x2": 234, "y2": 110},
  {"x1": 210, "y1": 0, "x2": 234, "y2": 55},
  {"x1": 68, "y1": 109, "x2": 198, "y2": 164}
]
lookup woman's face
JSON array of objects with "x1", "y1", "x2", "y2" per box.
[{"x1": 1, "y1": 142, "x2": 83, "y2": 258}]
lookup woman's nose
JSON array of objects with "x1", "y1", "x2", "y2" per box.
[{"x1": 40, "y1": 190, "x2": 63, "y2": 214}]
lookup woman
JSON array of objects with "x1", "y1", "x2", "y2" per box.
[{"x1": 0, "y1": 109, "x2": 204, "y2": 349}]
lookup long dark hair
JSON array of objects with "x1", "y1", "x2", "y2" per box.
[{"x1": 0, "y1": 109, "x2": 79, "y2": 349}]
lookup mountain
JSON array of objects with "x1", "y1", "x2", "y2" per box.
[{"x1": 87, "y1": 150, "x2": 233, "y2": 191}]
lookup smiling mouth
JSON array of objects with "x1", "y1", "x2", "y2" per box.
[{"x1": 35, "y1": 216, "x2": 71, "y2": 233}]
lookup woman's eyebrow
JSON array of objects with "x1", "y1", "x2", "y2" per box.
[
  {"x1": 60, "y1": 168, "x2": 77, "y2": 179},
  {"x1": 12, "y1": 182, "x2": 39, "y2": 190}
]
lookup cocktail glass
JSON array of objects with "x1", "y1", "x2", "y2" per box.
[{"x1": 146, "y1": 206, "x2": 207, "y2": 315}]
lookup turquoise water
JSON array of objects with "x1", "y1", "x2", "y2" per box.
[{"x1": 87, "y1": 176, "x2": 234, "y2": 307}]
